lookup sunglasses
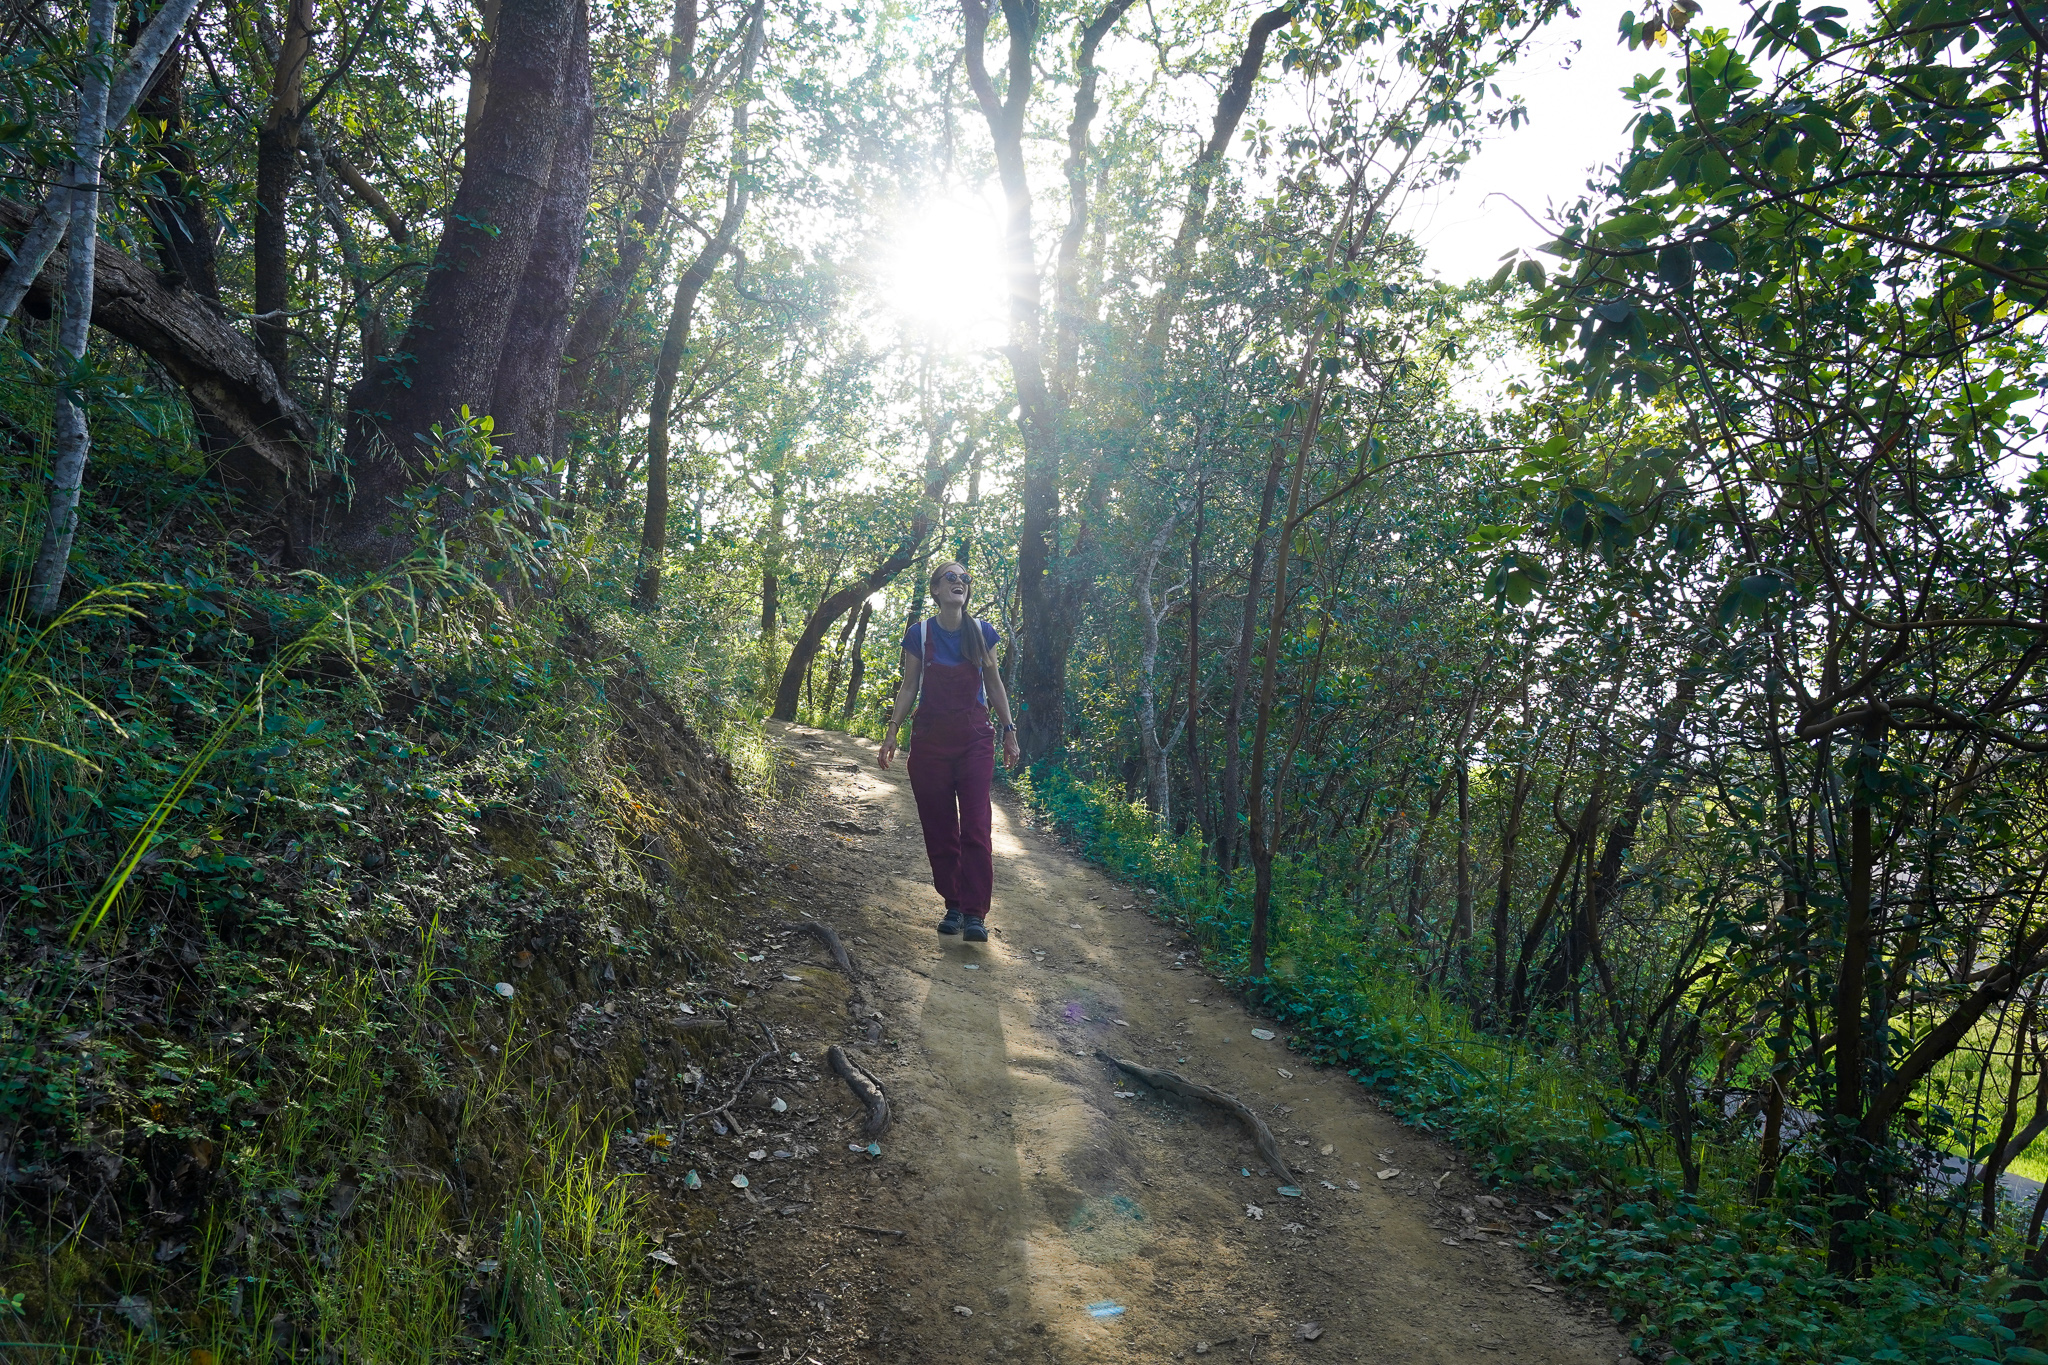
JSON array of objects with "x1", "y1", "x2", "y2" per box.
[{"x1": 938, "y1": 572, "x2": 970, "y2": 586}]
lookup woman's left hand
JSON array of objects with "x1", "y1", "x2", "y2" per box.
[{"x1": 1002, "y1": 731, "x2": 1022, "y2": 770}]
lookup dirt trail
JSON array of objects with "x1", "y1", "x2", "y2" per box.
[{"x1": 691, "y1": 724, "x2": 1634, "y2": 1364}]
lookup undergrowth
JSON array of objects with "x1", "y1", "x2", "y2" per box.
[
  {"x1": 0, "y1": 349, "x2": 766, "y2": 1358},
  {"x1": 1017, "y1": 763, "x2": 2048, "y2": 1365}
]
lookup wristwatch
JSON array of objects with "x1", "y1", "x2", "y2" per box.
[{"x1": 1002, "y1": 723, "x2": 1017, "y2": 733}]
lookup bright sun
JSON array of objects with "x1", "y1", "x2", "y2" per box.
[{"x1": 881, "y1": 191, "x2": 1006, "y2": 340}]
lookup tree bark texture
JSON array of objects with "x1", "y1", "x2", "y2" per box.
[
  {"x1": 962, "y1": 0, "x2": 1066, "y2": 765},
  {"x1": 334, "y1": 0, "x2": 583, "y2": 562},
  {"x1": 0, "y1": 197, "x2": 314, "y2": 516},
  {"x1": 488, "y1": 0, "x2": 593, "y2": 466}
]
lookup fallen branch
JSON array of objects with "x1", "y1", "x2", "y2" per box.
[
  {"x1": 784, "y1": 920, "x2": 854, "y2": 974},
  {"x1": 828, "y1": 1044, "x2": 891, "y2": 1137},
  {"x1": 688, "y1": 1020, "x2": 779, "y2": 1130},
  {"x1": 839, "y1": 1222, "x2": 906, "y2": 1238},
  {"x1": 1096, "y1": 1051, "x2": 1296, "y2": 1184}
]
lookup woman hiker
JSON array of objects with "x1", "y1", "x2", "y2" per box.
[{"x1": 876, "y1": 561, "x2": 1022, "y2": 943}]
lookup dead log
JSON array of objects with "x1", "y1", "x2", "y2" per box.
[
  {"x1": 1095, "y1": 1051, "x2": 1296, "y2": 1184},
  {"x1": 0, "y1": 196, "x2": 311, "y2": 500},
  {"x1": 827, "y1": 1044, "x2": 890, "y2": 1137},
  {"x1": 784, "y1": 920, "x2": 853, "y2": 974}
]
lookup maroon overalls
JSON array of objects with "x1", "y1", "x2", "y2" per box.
[{"x1": 907, "y1": 619, "x2": 996, "y2": 921}]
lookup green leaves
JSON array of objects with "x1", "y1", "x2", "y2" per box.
[{"x1": 1715, "y1": 569, "x2": 1793, "y2": 626}]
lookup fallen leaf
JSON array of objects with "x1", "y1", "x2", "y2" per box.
[
  {"x1": 1320, "y1": 1144, "x2": 1335, "y2": 1156},
  {"x1": 1276, "y1": 1067, "x2": 1294, "y2": 1078},
  {"x1": 953, "y1": 1305, "x2": 973, "y2": 1317},
  {"x1": 648, "y1": 1249, "x2": 679, "y2": 1266},
  {"x1": 1245, "y1": 1204, "x2": 1265, "y2": 1220},
  {"x1": 1528, "y1": 1284, "x2": 1556, "y2": 1294},
  {"x1": 1295, "y1": 1322, "x2": 1324, "y2": 1341},
  {"x1": 1377, "y1": 1168, "x2": 1401, "y2": 1180},
  {"x1": 1250, "y1": 1028, "x2": 1276, "y2": 1040}
]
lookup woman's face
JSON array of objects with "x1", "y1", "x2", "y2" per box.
[{"x1": 933, "y1": 567, "x2": 970, "y2": 609}]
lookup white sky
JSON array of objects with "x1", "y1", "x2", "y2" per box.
[{"x1": 1403, "y1": 5, "x2": 1674, "y2": 285}]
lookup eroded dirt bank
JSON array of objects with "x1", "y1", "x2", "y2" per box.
[{"x1": 660, "y1": 724, "x2": 1635, "y2": 1364}]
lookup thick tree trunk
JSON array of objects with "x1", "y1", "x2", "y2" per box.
[
  {"x1": 333, "y1": 0, "x2": 582, "y2": 562},
  {"x1": 488, "y1": 0, "x2": 593, "y2": 467},
  {"x1": 962, "y1": 0, "x2": 1066, "y2": 765},
  {"x1": 253, "y1": 0, "x2": 315, "y2": 382},
  {"x1": 634, "y1": 3, "x2": 762, "y2": 610},
  {"x1": 26, "y1": 0, "x2": 118, "y2": 617}
]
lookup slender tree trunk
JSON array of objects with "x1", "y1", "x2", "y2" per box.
[
  {"x1": 26, "y1": 0, "x2": 118, "y2": 618},
  {"x1": 1184, "y1": 480, "x2": 1207, "y2": 845},
  {"x1": 1830, "y1": 704, "x2": 1887, "y2": 1275},
  {"x1": 0, "y1": 0, "x2": 205, "y2": 334},
  {"x1": 633, "y1": 4, "x2": 762, "y2": 611},
  {"x1": 843, "y1": 602, "x2": 873, "y2": 719},
  {"x1": 253, "y1": 0, "x2": 314, "y2": 382},
  {"x1": 1453, "y1": 759, "x2": 1472, "y2": 950},
  {"x1": 1217, "y1": 449, "x2": 1286, "y2": 870},
  {"x1": 1492, "y1": 761, "x2": 1532, "y2": 1009},
  {"x1": 824, "y1": 597, "x2": 862, "y2": 715},
  {"x1": 773, "y1": 516, "x2": 933, "y2": 721},
  {"x1": 558, "y1": 0, "x2": 762, "y2": 430},
  {"x1": 1244, "y1": 382, "x2": 1329, "y2": 979},
  {"x1": 1136, "y1": 509, "x2": 1182, "y2": 822}
]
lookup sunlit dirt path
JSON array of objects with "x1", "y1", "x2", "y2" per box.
[{"x1": 707, "y1": 724, "x2": 1634, "y2": 1364}]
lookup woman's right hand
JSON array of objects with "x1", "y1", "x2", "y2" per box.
[{"x1": 877, "y1": 735, "x2": 898, "y2": 769}]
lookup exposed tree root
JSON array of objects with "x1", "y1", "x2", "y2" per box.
[
  {"x1": 1096, "y1": 1051, "x2": 1296, "y2": 1184},
  {"x1": 784, "y1": 919, "x2": 854, "y2": 973},
  {"x1": 828, "y1": 1044, "x2": 891, "y2": 1136}
]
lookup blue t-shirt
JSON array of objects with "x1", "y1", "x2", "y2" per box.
[{"x1": 901, "y1": 616, "x2": 1001, "y2": 668}]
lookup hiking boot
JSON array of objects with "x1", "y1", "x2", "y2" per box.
[
  {"x1": 937, "y1": 906, "x2": 964, "y2": 935},
  {"x1": 962, "y1": 917, "x2": 989, "y2": 944}
]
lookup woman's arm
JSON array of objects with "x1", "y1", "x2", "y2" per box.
[
  {"x1": 876, "y1": 649, "x2": 922, "y2": 769},
  {"x1": 984, "y1": 661, "x2": 1022, "y2": 770}
]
